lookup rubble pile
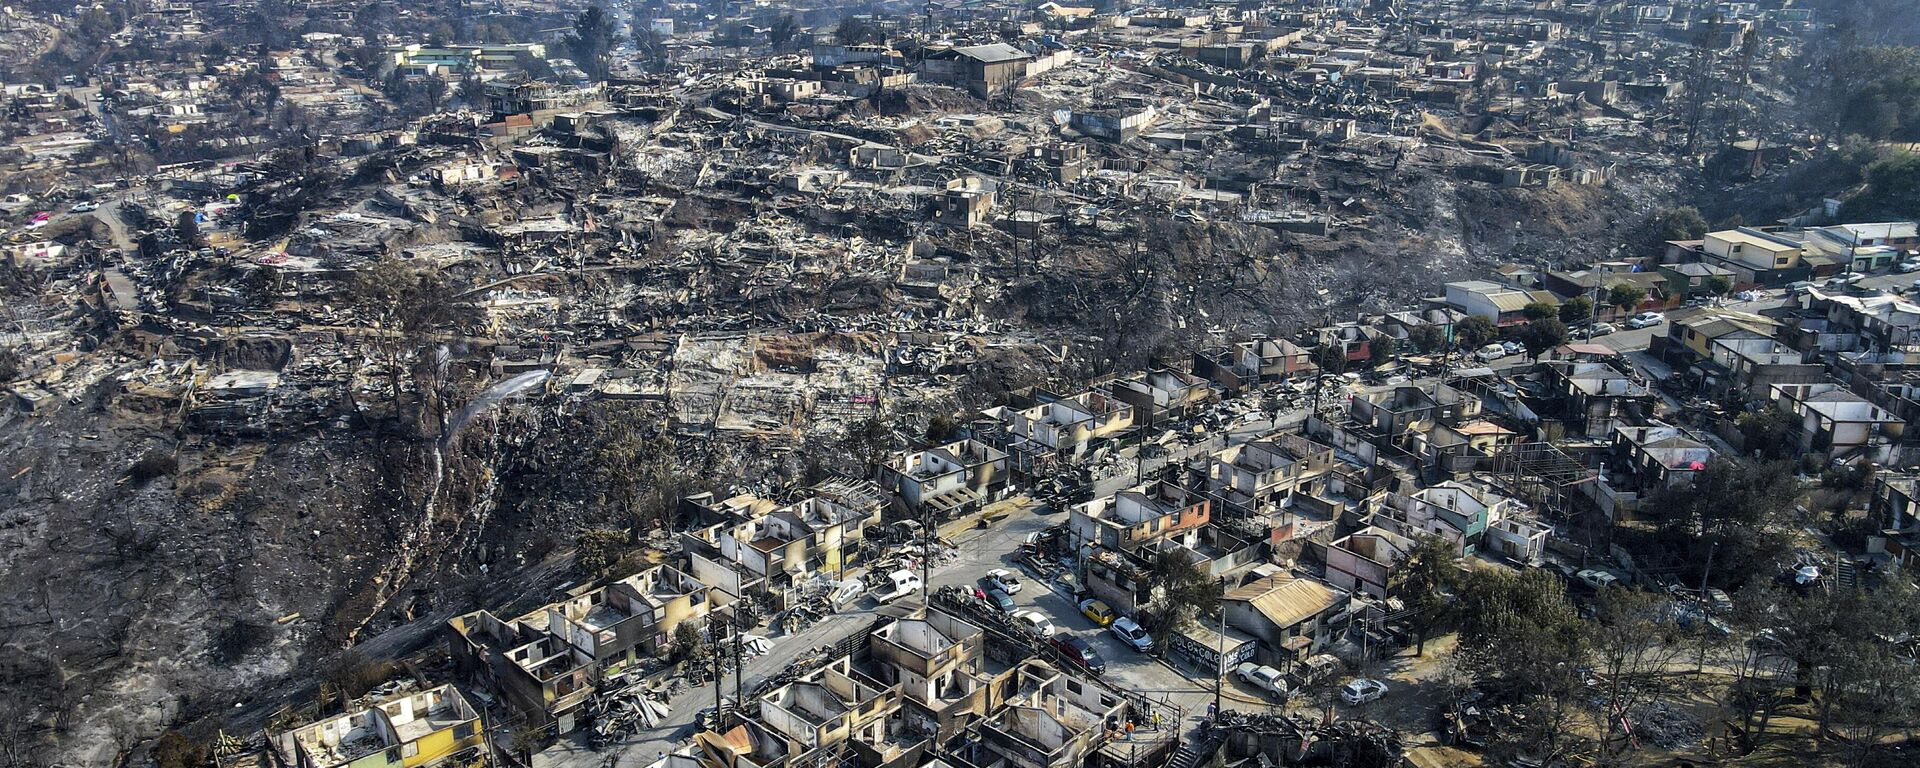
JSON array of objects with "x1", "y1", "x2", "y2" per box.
[
  {"x1": 587, "y1": 681, "x2": 674, "y2": 748},
  {"x1": 1628, "y1": 700, "x2": 1705, "y2": 750}
]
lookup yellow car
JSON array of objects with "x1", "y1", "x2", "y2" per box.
[{"x1": 1078, "y1": 599, "x2": 1116, "y2": 627}]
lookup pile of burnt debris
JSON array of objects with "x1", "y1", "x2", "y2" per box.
[{"x1": 1212, "y1": 710, "x2": 1403, "y2": 768}]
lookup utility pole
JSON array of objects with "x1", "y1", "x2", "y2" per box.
[
  {"x1": 1212, "y1": 576, "x2": 1226, "y2": 721},
  {"x1": 919, "y1": 502, "x2": 935, "y2": 614}
]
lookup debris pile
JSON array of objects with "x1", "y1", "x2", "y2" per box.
[
  {"x1": 1627, "y1": 700, "x2": 1704, "y2": 750},
  {"x1": 587, "y1": 681, "x2": 674, "y2": 748}
]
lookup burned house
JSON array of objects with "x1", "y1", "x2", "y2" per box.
[{"x1": 445, "y1": 565, "x2": 710, "y2": 732}]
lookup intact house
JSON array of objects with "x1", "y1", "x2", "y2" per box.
[
  {"x1": 1687, "y1": 227, "x2": 1812, "y2": 287},
  {"x1": 1195, "y1": 433, "x2": 1338, "y2": 517},
  {"x1": 1069, "y1": 480, "x2": 1210, "y2": 554},
  {"x1": 1802, "y1": 222, "x2": 1920, "y2": 273},
  {"x1": 1190, "y1": 338, "x2": 1316, "y2": 391},
  {"x1": 876, "y1": 439, "x2": 1010, "y2": 520},
  {"x1": 1444, "y1": 280, "x2": 1556, "y2": 326},
  {"x1": 1770, "y1": 382, "x2": 1907, "y2": 464},
  {"x1": 1657, "y1": 262, "x2": 1738, "y2": 298},
  {"x1": 445, "y1": 565, "x2": 710, "y2": 732},
  {"x1": 1223, "y1": 575, "x2": 1347, "y2": 668},
  {"x1": 271, "y1": 685, "x2": 486, "y2": 768},
  {"x1": 1321, "y1": 525, "x2": 1416, "y2": 599},
  {"x1": 919, "y1": 43, "x2": 1033, "y2": 98}
]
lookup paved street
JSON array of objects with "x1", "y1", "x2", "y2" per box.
[{"x1": 531, "y1": 268, "x2": 1920, "y2": 768}]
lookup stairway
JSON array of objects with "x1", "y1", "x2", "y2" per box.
[
  {"x1": 1834, "y1": 556, "x2": 1859, "y2": 590},
  {"x1": 1167, "y1": 739, "x2": 1215, "y2": 768}
]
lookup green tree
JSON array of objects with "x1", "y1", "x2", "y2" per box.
[
  {"x1": 1313, "y1": 344, "x2": 1348, "y2": 374},
  {"x1": 1845, "y1": 152, "x2": 1920, "y2": 221},
  {"x1": 1518, "y1": 318, "x2": 1569, "y2": 359},
  {"x1": 1399, "y1": 535, "x2": 1458, "y2": 656},
  {"x1": 1368, "y1": 336, "x2": 1397, "y2": 368},
  {"x1": 924, "y1": 414, "x2": 958, "y2": 444},
  {"x1": 1522, "y1": 301, "x2": 1557, "y2": 321},
  {"x1": 1647, "y1": 459, "x2": 1797, "y2": 588},
  {"x1": 1145, "y1": 549, "x2": 1219, "y2": 652},
  {"x1": 1703, "y1": 275, "x2": 1734, "y2": 297},
  {"x1": 1736, "y1": 407, "x2": 1798, "y2": 460},
  {"x1": 1558, "y1": 295, "x2": 1594, "y2": 326},
  {"x1": 769, "y1": 13, "x2": 799, "y2": 49},
  {"x1": 1608, "y1": 284, "x2": 1647, "y2": 314},
  {"x1": 566, "y1": 4, "x2": 615, "y2": 80},
  {"x1": 152, "y1": 731, "x2": 209, "y2": 768},
  {"x1": 175, "y1": 210, "x2": 201, "y2": 247},
  {"x1": 1456, "y1": 569, "x2": 1590, "y2": 759},
  {"x1": 573, "y1": 528, "x2": 628, "y2": 576},
  {"x1": 835, "y1": 17, "x2": 882, "y2": 45},
  {"x1": 1455, "y1": 316, "x2": 1496, "y2": 351},
  {"x1": 1643, "y1": 206, "x2": 1708, "y2": 252},
  {"x1": 1408, "y1": 325, "x2": 1445, "y2": 354}
]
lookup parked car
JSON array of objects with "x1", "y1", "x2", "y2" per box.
[
  {"x1": 1574, "y1": 569, "x2": 1621, "y2": 591},
  {"x1": 1234, "y1": 663, "x2": 1289, "y2": 697},
  {"x1": 984, "y1": 588, "x2": 1016, "y2": 613},
  {"x1": 1475, "y1": 343, "x2": 1507, "y2": 362},
  {"x1": 1109, "y1": 617, "x2": 1153, "y2": 652},
  {"x1": 69, "y1": 201, "x2": 98, "y2": 213},
  {"x1": 1500, "y1": 340, "x2": 1525, "y2": 356},
  {"x1": 1011, "y1": 610, "x2": 1054, "y2": 638},
  {"x1": 1078, "y1": 599, "x2": 1116, "y2": 627},
  {"x1": 1626, "y1": 311, "x2": 1666, "y2": 329},
  {"x1": 1340, "y1": 678, "x2": 1390, "y2": 705},
  {"x1": 1786, "y1": 280, "x2": 1816, "y2": 294},
  {"x1": 1586, "y1": 322, "x2": 1617, "y2": 337},
  {"x1": 984, "y1": 568, "x2": 1023, "y2": 595},
  {"x1": 1897, "y1": 261, "x2": 1920, "y2": 273},
  {"x1": 1050, "y1": 633, "x2": 1107, "y2": 674}
]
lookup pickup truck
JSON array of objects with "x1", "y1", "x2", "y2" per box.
[{"x1": 871, "y1": 570, "x2": 923, "y2": 604}]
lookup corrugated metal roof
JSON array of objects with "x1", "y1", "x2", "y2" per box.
[{"x1": 1226, "y1": 575, "x2": 1342, "y2": 629}]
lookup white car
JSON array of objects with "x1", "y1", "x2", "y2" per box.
[
  {"x1": 1574, "y1": 569, "x2": 1621, "y2": 591},
  {"x1": 69, "y1": 201, "x2": 98, "y2": 213},
  {"x1": 984, "y1": 568, "x2": 1023, "y2": 595},
  {"x1": 1475, "y1": 343, "x2": 1507, "y2": 362},
  {"x1": 1010, "y1": 610, "x2": 1054, "y2": 638},
  {"x1": 1501, "y1": 340, "x2": 1525, "y2": 356},
  {"x1": 1109, "y1": 617, "x2": 1153, "y2": 652},
  {"x1": 1626, "y1": 312, "x2": 1666, "y2": 329},
  {"x1": 1897, "y1": 262, "x2": 1920, "y2": 274},
  {"x1": 1340, "y1": 678, "x2": 1389, "y2": 705},
  {"x1": 1235, "y1": 663, "x2": 1290, "y2": 697}
]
